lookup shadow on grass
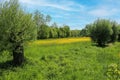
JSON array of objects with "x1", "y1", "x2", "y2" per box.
[
  {"x1": 0, "y1": 60, "x2": 19, "y2": 77},
  {"x1": 0, "y1": 59, "x2": 28, "y2": 76},
  {"x1": 0, "y1": 58, "x2": 28, "y2": 70},
  {"x1": 0, "y1": 60, "x2": 14, "y2": 70},
  {"x1": 91, "y1": 43, "x2": 109, "y2": 48}
]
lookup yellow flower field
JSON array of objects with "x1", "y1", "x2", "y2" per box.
[{"x1": 30, "y1": 37, "x2": 91, "y2": 45}]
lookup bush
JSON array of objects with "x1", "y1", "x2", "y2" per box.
[{"x1": 90, "y1": 19, "x2": 113, "y2": 46}]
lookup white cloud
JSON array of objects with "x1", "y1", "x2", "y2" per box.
[
  {"x1": 52, "y1": 15, "x2": 63, "y2": 18},
  {"x1": 89, "y1": 7, "x2": 118, "y2": 17},
  {"x1": 19, "y1": 0, "x2": 84, "y2": 11}
]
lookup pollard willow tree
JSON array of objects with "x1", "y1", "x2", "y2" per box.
[
  {"x1": 90, "y1": 19, "x2": 113, "y2": 46},
  {"x1": 0, "y1": 0, "x2": 36, "y2": 65}
]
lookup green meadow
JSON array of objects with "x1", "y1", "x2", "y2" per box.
[
  {"x1": 1, "y1": 0, "x2": 120, "y2": 80},
  {"x1": 0, "y1": 39, "x2": 120, "y2": 80}
]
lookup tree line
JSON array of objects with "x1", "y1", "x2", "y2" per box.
[{"x1": 33, "y1": 11, "x2": 81, "y2": 39}]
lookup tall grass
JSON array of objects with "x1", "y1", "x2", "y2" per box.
[{"x1": 0, "y1": 37, "x2": 120, "y2": 80}]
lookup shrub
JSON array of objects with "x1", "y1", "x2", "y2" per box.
[{"x1": 90, "y1": 19, "x2": 113, "y2": 46}]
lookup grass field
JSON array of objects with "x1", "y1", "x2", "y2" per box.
[{"x1": 0, "y1": 37, "x2": 120, "y2": 80}]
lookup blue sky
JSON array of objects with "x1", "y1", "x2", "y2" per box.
[{"x1": 19, "y1": 0, "x2": 120, "y2": 29}]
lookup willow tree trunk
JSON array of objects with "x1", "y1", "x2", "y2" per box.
[{"x1": 13, "y1": 43, "x2": 24, "y2": 66}]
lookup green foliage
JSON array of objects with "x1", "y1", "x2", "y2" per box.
[
  {"x1": 58, "y1": 27, "x2": 65, "y2": 38},
  {"x1": 37, "y1": 24, "x2": 50, "y2": 39},
  {"x1": 49, "y1": 27, "x2": 58, "y2": 38},
  {"x1": 63, "y1": 25, "x2": 70, "y2": 37},
  {"x1": 70, "y1": 30, "x2": 81, "y2": 37},
  {"x1": 49, "y1": 22, "x2": 59, "y2": 38},
  {"x1": 0, "y1": 0, "x2": 37, "y2": 65},
  {"x1": 110, "y1": 22, "x2": 119, "y2": 43},
  {"x1": 90, "y1": 19, "x2": 113, "y2": 46},
  {"x1": 80, "y1": 24, "x2": 93, "y2": 37},
  {"x1": 33, "y1": 10, "x2": 51, "y2": 26},
  {"x1": 0, "y1": 0, "x2": 36, "y2": 49},
  {"x1": 81, "y1": 19, "x2": 120, "y2": 45},
  {"x1": 118, "y1": 25, "x2": 120, "y2": 41},
  {"x1": 33, "y1": 10, "x2": 72, "y2": 39},
  {"x1": 106, "y1": 63, "x2": 120, "y2": 80},
  {"x1": 58, "y1": 25, "x2": 70, "y2": 38},
  {"x1": 33, "y1": 10, "x2": 52, "y2": 39},
  {"x1": 33, "y1": 10, "x2": 45, "y2": 26}
]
